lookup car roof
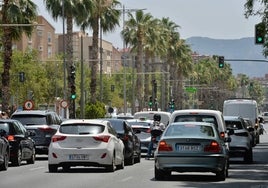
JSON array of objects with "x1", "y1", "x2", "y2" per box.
[
  {"x1": 223, "y1": 116, "x2": 243, "y2": 121},
  {"x1": 0, "y1": 119, "x2": 20, "y2": 123},
  {"x1": 61, "y1": 119, "x2": 109, "y2": 125},
  {"x1": 11, "y1": 110, "x2": 54, "y2": 116},
  {"x1": 172, "y1": 109, "x2": 222, "y2": 115}
]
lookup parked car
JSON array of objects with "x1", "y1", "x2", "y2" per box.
[
  {"x1": 48, "y1": 119, "x2": 125, "y2": 172},
  {"x1": 224, "y1": 116, "x2": 254, "y2": 163},
  {"x1": 105, "y1": 118, "x2": 141, "y2": 165},
  {"x1": 0, "y1": 129, "x2": 10, "y2": 171},
  {"x1": 0, "y1": 119, "x2": 35, "y2": 166},
  {"x1": 154, "y1": 122, "x2": 230, "y2": 181},
  {"x1": 11, "y1": 110, "x2": 62, "y2": 154},
  {"x1": 127, "y1": 118, "x2": 153, "y2": 154}
]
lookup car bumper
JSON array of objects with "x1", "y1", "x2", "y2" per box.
[{"x1": 155, "y1": 155, "x2": 227, "y2": 173}]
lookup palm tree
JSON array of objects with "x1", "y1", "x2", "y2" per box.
[
  {"x1": 44, "y1": 0, "x2": 91, "y2": 117},
  {"x1": 78, "y1": 0, "x2": 121, "y2": 104},
  {"x1": 1, "y1": 0, "x2": 37, "y2": 113},
  {"x1": 122, "y1": 10, "x2": 154, "y2": 111}
]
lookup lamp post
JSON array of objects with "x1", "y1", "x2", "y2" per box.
[{"x1": 62, "y1": 0, "x2": 67, "y2": 118}]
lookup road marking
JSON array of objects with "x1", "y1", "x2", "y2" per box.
[
  {"x1": 120, "y1": 176, "x2": 133, "y2": 182},
  {"x1": 30, "y1": 166, "x2": 45, "y2": 171}
]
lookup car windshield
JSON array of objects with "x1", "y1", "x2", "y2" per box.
[
  {"x1": 165, "y1": 124, "x2": 215, "y2": 137},
  {"x1": 59, "y1": 124, "x2": 105, "y2": 135},
  {"x1": 225, "y1": 120, "x2": 243, "y2": 130},
  {"x1": 11, "y1": 115, "x2": 47, "y2": 125},
  {"x1": 0, "y1": 123, "x2": 10, "y2": 134},
  {"x1": 174, "y1": 115, "x2": 218, "y2": 128}
]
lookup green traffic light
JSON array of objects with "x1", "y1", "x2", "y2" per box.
[
  {"x1": 71, "y1": 94, "x2": 76, "y2": 99},
  {"x1": 258, "y1": 37, "x2": 263, "y2": 42}
]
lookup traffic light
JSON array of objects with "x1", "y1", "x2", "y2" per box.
[
  {"x1": 149, "y1": 96, "x2": 153, "y2": 108},
  {"x1": 70, "y1": 64, "x2": 76, "y2": 80},
  {"x1": 218, "y1": 56, "x2": 224, "y2": 68},
  {"x1": 19, "y1": 72, "x2": 25, "y2": 82},
  {"x1": 71, "y1": 85, "x2": 76, "y2": 100},
  {"x1": 255, "y1": 22, "x2": 265, "y2": 44}
]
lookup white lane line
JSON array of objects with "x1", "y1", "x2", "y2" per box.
[
  {"x1": 30, "y1": 166, "x2": 46, "y2": 171},
  {"x1": 120, "y1": 176, "x2": 133, "y2": 182}
]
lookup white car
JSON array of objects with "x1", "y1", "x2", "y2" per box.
[{"x1": 48, "y1": 119, "x2": 125, "y2": 172}]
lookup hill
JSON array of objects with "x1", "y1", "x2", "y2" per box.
[{"x1": 186, "y1": 37, "x2": 268, "y2": 78}]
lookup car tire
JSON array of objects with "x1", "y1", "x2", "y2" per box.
[
  {"x1": 12, "y1": 149, "x2": 22, "y2": 166},
  {"x1": 216, "y1": 161, "x2": 227, "y2": 181},
  {"x1": 62, "y1": 165, "x2": 71, "y2": 172},
  {"x1": 0, "y1": 151, "x2": 9, "y2": 171},
  {"x1": 126, "y1": 154, "x2": 135, "y2": 165},
  {"x1": 134, "y1": 153, "x2": 141, "y2": 163},
  {"x1": 48, "y1": 164, "x2": 58, "y2": 172},
  {"x1": 244, "y1": 148, "x2": 253, "y2": 164},
  {"x1": 154, "y1": 166, "x2": 167, "y2": 181},
  {"x1": 27, "y1": 148, "x2": 35, "y2": 164},
  {"x1": 106, "y1": 154, "x2": 116, "y2": 172},
  {"x1": 116, "y1": 158, "x2": 124, "y2": 170}
]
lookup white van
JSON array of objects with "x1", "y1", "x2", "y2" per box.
[
  {"x1": 223, "y1": 98, "x2": 259, "y2": 126},
  {"x1": 133, "y1": 111, "x2": 171, "y2": 127},
  {"x1": 223, "y1": 98, "x2": 260, "y2": 143}
]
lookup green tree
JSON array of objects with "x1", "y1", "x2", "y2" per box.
[
  {"x1": 0, "y1": 0, "x2": 37, "y2": 113},
  {"x1": 78, "y1": 0, "x2": 121, "y2": 104}
]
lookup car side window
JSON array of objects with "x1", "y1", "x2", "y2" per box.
[
  {"x1": 107, "y1": 124, "x2": 117, "y2": 136},
  {"x1": 12, "y1": 122, "x2": 24, "y2": 135}
]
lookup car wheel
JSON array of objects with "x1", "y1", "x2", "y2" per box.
[
  {"x1": 27, "y1": 148, "x2": 35, "y2": 164},
  {"x1": 134, "y1": 153, "x2": 141, "y2": 163},
  {"x1": 62, "y1": 165, "x2": 71, "y2": 172},
  {"x1": 126, "y1": 154, "x2": 135, "y2": 165},
  {"x1": 154, "y1": 166, "x2": 166, "y2": 181},
  {"x1": 106, "y1": 154, "x2": 116, "y2": 172},
  {"x1": 0, "y1": 151, "x2": 9, "y2": 171},
  {"x1": 244, "y1": 148, "x2": 253, "y2": 164},
  {"x1": 116, "y1": 158, "x2": 124, "y2": 170},
  {"x1": 48, "y1": 164, "x2": 58, "y2": 173},
  {"x1": 12, "y1": 149, "x2": 22, "y2": 166},
  {"x1": 216, "y1": 161, "x2": 227, "y2": 181}
]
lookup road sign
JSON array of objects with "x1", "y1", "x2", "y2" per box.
[
  {"x1": 24, "y1": 100, "x2": 34, "y2": 110},
  {"x1": 60, "y1": 100, "x2": 68, "y2": 108},
  {"x1": 185, "y1": 87, "x2": 197, "y2": 93}
]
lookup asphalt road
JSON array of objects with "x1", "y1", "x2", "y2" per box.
[{"x1": 1, "y1": 125, "x2": 268, "y2": 188}]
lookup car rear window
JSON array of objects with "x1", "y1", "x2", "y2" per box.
[
  {"x1": 11, "y1": 115, "x2": 47, "y2": 125},
  {"x1": 225, "y1": 121, "x2": 243, "y2": 130},
  {"x1": 0, "y1": 123, "x2": 10, "y2": 134},
  {"x1": 165, "y1": 124, "x2": 215, "y2": 137},
  {"x1": 174, "y1": 115, "x2": 218, "y2": 128},
  {"x1": 59, "y1": 124, "x2": 105, "y2": 135}
]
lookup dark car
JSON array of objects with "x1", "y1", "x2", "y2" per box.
[
  {"x1": 0, "y1": 129, "x2": 10, "y2": 171},
  {"x1": 0, "y1": 119, "x2": 35, "y2": 166},
  {"x1": 11, "y1": 110, "x2": 62, "y2": 154},
  {"x1": 105, "y1": 118, "x2": 141, "y2": 165}
]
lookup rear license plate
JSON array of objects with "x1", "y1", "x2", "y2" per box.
[
  {"x1": 69, "y1": 154, "x2": 89, "y2": 160},
  {"x1": 177, "y1": 145, "x2": 200, "y2": 151}
]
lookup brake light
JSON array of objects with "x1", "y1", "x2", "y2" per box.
[
  {"x1": 123, "y1": 135, "x2": 129, "y2": 141},
  {"x1": 93, "y1": 135, "x2": 110, "y2": 143},
  {"x1": 39, "y1": 126, "x2": 55, "y2": 132},
  {"x1": 158, "y1": 140, "x2": 173, "y2": 151},
  {"x1": 204, "y1": 141, "x2": 221, "y2": 153},
  {"x1": 7, "y1": 135, "x2": 15, "y2": 141},
  {"x1": 52, "y1": 135, "x2": 66, "y2": 142},
  {"x1": 220, "y1": 132, "x2": 225, "y2": 138}
]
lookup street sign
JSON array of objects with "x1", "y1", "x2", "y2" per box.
[
  {"x1": 60, "y1": 100, "x2": 68, "y2": 108},
  {"x1": 24, "y1": 100, "x2": 34, "y2": 110},
  {"x1": 185, "y1": 87, "x2": 197, "y2": 93}
]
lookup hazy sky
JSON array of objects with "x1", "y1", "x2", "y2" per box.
[{"x1": 37, "y1": 0, "x2": 261, "y2": 48}]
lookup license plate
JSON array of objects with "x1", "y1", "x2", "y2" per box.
[
  {"x1": 177, "y1": 145, "x2": 200, "y2": 151},
  {"x1": 69, "y1": 154, "x2": 89, "y2": 160}
]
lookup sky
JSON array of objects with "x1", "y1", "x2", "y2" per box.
[{"x1": 36, "y1": 0, "x2": 261, "y2": 48}]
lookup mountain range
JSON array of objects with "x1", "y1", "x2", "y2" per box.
[{"x1": 185, "y1": 37, "x2": 268, "y2": 78}]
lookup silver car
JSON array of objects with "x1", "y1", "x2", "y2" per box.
[{"x1": 154, "y1": 122, "x2": 229, "y2": 181}]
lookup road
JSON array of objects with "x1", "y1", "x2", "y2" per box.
[{"x1": 1, "y1": 126, "x2": 268, "y2": 188}]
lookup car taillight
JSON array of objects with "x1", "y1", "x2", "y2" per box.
[
  {"x1": 51, "y1": 135, "x2": 66, "y2": 142},
  {"x1": 158, "y1": 140, "x2": 173, "y2": 151},
  {"x1": 123, "y1": 135, "x2": 129, "y2": 141},
  {"x1": 93, "y1": 135, "x2": 110, "y2": 143},
  {"x1": 146, "y1": 129, "x2": 151, "y2": 133},
  {"x1": 204, "y1": 141, "x2": 221, "y2": 153},
  {"x1": 220, "y1": 132, "x2": 225, "y2": 138},
  {"x1": 39, "y1": 126, "x2": 55, "y2": 132},
  {"x1": 7, "y1": 135, "x2": 15, "y2": 141}
]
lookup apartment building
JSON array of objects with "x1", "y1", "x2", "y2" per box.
[{"x1": 13, "y1": 16, "x2": 56, "y2": 61}]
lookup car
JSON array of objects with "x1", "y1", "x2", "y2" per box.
[
  {"x1": 127, "y1": 118, "x2": 153, "y2": 155},
  {"x1": 244, "y1": 118, "x2": 257, "y2": 147},
  {"x1": 0, "y1": 119, "x2": 35, "y2": 166},
  {"x1": 11, "y1": 110, "x2": 62, "y2": 154},
  {"x1": 169, "y1": 109, "x2": 228, "y2": 139},
  {"x1": 262, "y1": 112, "x2": 268, "y2": 123},
  {"x1": 133, "y1": 111, "x2": 171, "y2": 127},
  {"x1": 224, "y1": 116, "x2": 253, "y2": 163},
  {"x1": 0, "y1": 129, "x2": 10, "y2": 171},
  {"x1": 105, "y1": 118, "x2": 141, "y2": 165},
  {"x1": 48, "y1": 119, "x2": 125, "y2": 172},
  {"x1": 154, "y1": 121, "x2": 230, "y2": 181}
]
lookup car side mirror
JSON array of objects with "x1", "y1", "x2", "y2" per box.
[{"x1": 0, "y1": 129, "x2": 7, "y2": 137}]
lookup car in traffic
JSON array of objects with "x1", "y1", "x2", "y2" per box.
[
  {"x1": 0, "y1": 119, "x2": 35, "y2": 166},
  {"x1": 133, "y1": 111, "x2": 171, "y2": 127},
  {"x1": 105, "y1": 118, "x2": 141, "y2": 165},
  {"x1": 48, "y1": 119, "x2": 125, "y2": 172},
  {"x1": 244, "y1": 118, "x2": 257, "y2": 147},
  {"x1": 224, "y1": 116, "x2": 254, "y2": 163},
  {"x1": 0, "y1": 129, "x2": 10, "y2": 171},
  {"x1": 262, "y1": 112, "x2": 268, "y2": 123},
  {"x1": 127, "y1": 118, "x2": 153, "y2": 155},
  {"x1": 11, "y1": 110, "x2": 62, "y2": 154},
  {"x1": 154, "y1": 121, "x2": 229, "y2": 181}
]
